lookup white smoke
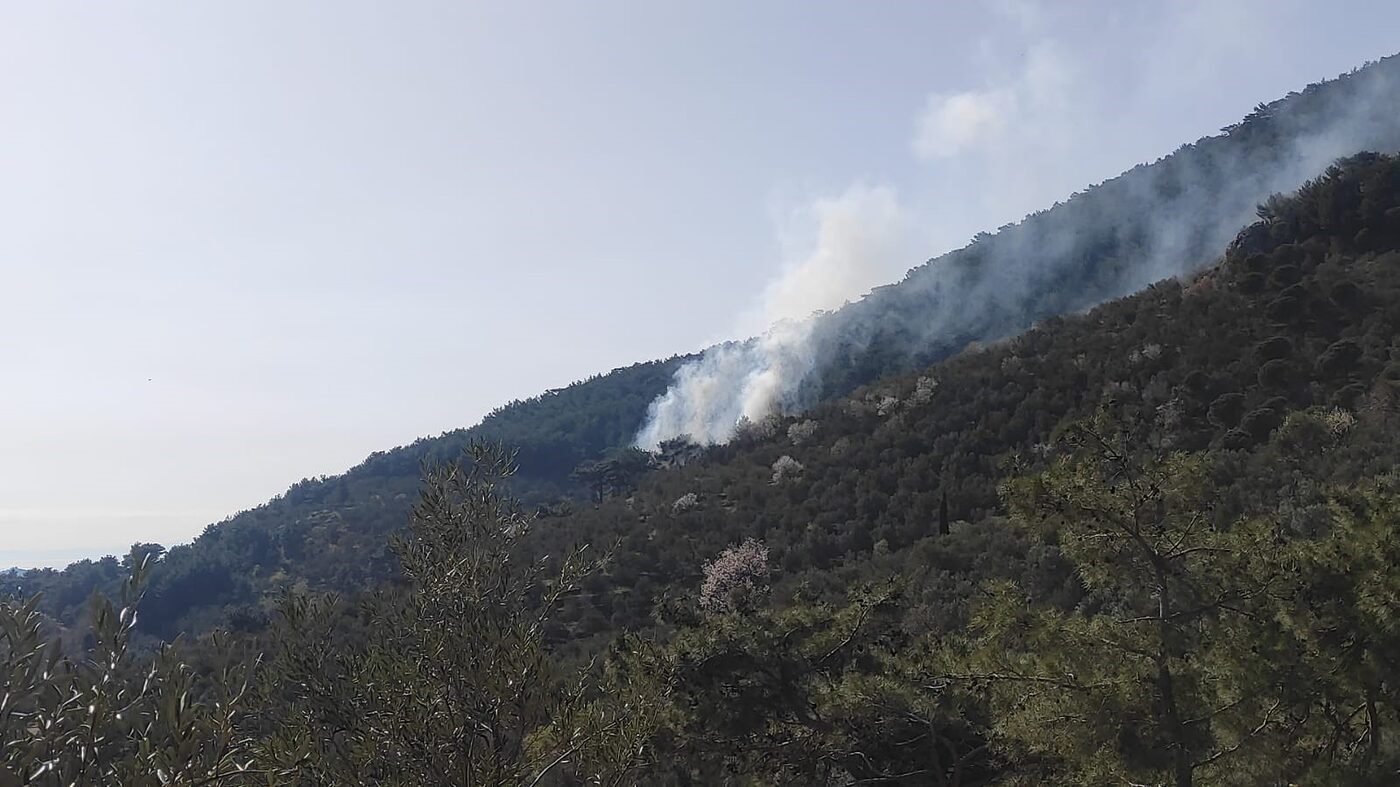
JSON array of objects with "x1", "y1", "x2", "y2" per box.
[
  {"x1": 911, "y1": 44, "x2": 1070, "y2": 162},
  {"x1": 634, "y1": 185, "x2": 909, "y2": 449},
  {"x1": 761, "y1": 185, "x2": 908, "y2": 322},
  {"x1": 911, "y1": 88, "x2": 1016, "y2": 160},
  {"x1": 635, "y1": 8, "x2": 1400, "y2": 454}
]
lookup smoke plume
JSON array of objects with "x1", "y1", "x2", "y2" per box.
[
  {"x1": 634, "y1": 186, "x2": 910, "y2": 448},
  {"x1": 637, "y1": 54, "x2": 1400, "y2": 451}
]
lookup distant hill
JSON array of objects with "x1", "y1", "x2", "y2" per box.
[
  {"x1": 804, "y1": 54, "x2": 1400, "y2": 401},
  {"x1": 530, "y1": 150, "x2": 1400, "y2": 650},
  {"x1": 6, "y1": 358, "x2": 687, "y2": 632},
  {"x1": 15, "y1": 147, "x2": 1400, "y2": 786},
  {"x1": 11, "y1": 55, "x2": 1400, "y2": 639}
]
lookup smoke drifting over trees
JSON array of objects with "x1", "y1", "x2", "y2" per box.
[
  {"x1": 636, "y1": 55, "x2": 1400, "y2": 449},
  {"x1": 635, "y1": 186, "x2": 911, "y2": 447}
]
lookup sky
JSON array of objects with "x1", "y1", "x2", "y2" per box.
[{"x1": 2, "y1": 1, "x2": 1399, "y2": 568}]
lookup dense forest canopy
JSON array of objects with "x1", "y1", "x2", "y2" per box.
[
  {"x1": 637, "y1": 52, "x2": 1400, "y2": 447},
  {"x1": 9, "y1": 150, "x2": 1400, "y2": 783},
  {"x1": 12, "y1": 55, "x2": 1400, "y2": 643}
]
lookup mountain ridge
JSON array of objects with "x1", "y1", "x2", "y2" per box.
[{"x1": 11, "y1": 55, "x2": 1400, "y2": 639}]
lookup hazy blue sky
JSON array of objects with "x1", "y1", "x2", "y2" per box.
[{"x1": 3, "y1": 1, "x2": 1398, "y2": 567}]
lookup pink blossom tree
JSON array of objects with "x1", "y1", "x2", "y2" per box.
[{"x1": 699, "y1": 539, "x2": 769, "y2": 613}]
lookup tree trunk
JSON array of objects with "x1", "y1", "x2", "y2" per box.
[{"x1": 1155, "y1": 562, "x2": 1193, "y2": 787}]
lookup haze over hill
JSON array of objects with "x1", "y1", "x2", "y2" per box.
[
  {"x1": 636, "y1": 55, "x2": 1400, "y2": 447},
  {"x1": 13, "y1": 139, "x2": 1400, "y2": 787},
  {"x1": 12, "y1": 12, "x2": 1400, "y2": 779},
  {"x1": 11, "y1": 53, "x2": 1400, "y2": 645},
  {"x1": 7, "y1": 2, "x2": 1400, "y2": 567}
]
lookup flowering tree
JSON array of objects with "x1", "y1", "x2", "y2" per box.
[
  {"x1": 672, "y1": 492, "x2": 700, "y2": 513},
  {"x1": 770, "y1": 455, "x2": 803, "y2": 484},
  {"x1": 699, "y1": 539, "x2": 769, "y2": 613}
]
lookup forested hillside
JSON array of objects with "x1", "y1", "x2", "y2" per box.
[
  {"x1": 10, "y1": 56, "x2": 1400, "y2": 643},
  {"x1": 689, "y1": 51, "x2": 1400, "y2": 415},
  {"x1": 529, "y1": 149, "x2": 1400, "y2": 655},
  {"x1": 9, "y1": 151, "x2": 1400, "y2": 786},
  {"x1": 3, "y1": 357, "x2": 686, "y2": 635}
]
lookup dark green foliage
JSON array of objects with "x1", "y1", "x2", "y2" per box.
[
  {"x1": 1208, "y1": 392, "x2": 1246, "y2": 427},
  {"x1": 4, "y1": 154, "x2": 1400, "y2": 782},
  {"x1": 12, "y1": 62, "x2": 1400, "y2": 787},
  {"x1": 1269, "y1": 263, "x2": 1303, "y2": 287},
  {"x1": 571, "y1": 447, "x2": 653, "y2": 503},
  {"x1": 974, "y1": 417, "x2": 1286, "y2": 785},
  {"x1": 517, "y1": 153, "x2": 1400, "y2": 655},
  {"x1": 1317, "y1": 338, "x2": 1364, "y2": 376},
  {"x1": 959, "y1": 408, "x2": 1400, "y2": 785},
  {"x1": 1240, "y1": 406, "x2": 1284, "y2": 441},
  {"x1": 0, "y1": 558, "x2": 271, "y2": 786},
  {"x1": 17, "y1": 55, "x2": 1400, "y2": 642},
  {"x1": 641, "y1": 582, "x2": 996, "y2": 785},
  {"x1": 252, "y1": 444, "x2": 659, "y2": 786},
  {"x1": 1256, "y1": 358, "x2": 1290, "y2": 388},
  {"x1": 2, "y1": 358, "x2": 687, "y2": 638},
  {"x1": 1255, "y1": 335, "x2": 1293, "y2": 361}
]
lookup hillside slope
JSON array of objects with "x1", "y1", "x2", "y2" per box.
[
  {"x1": 12, "y1": 56, "x2": 1400, "y2": 638},
  {"x1": 8, "y1": 357, "x2": 685, "y2": 632},
  {"x1": 808, "y1": 54, "x2": 1400, "y2": 393},
  {"x1": 531, "y1": 151, "x2": 1400, "y2": 651},
  {"x1": 14, "y1": 152, "x2": 1400, "y2": 787}
]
